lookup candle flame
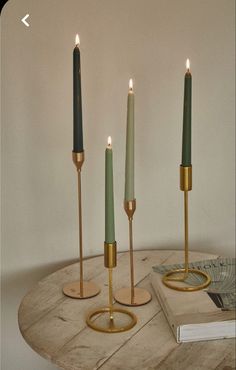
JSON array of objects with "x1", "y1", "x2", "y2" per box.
[
  {"x1": 75, "y1": 34, "x2": 80, "y2": 46},
  {"x1": 129, "y1": 78, "x2": 133, "y2": 91},
  {"x1": 186, "y1": 58, "x2": 190, "y2": 71},
  {"x1": 107, "y1": 136, "x2": 112, "y2": 147}
]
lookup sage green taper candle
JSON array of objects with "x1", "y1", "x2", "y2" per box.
[
  {"x1": 181, "y1": 59, "x2": 192, "y2": 167},
  {"x1": 124, "y1": 79, "x2": 135, "y2": 201},
  {"x1": 105, "y1": 137, "x2": 115, "y2": 243}
]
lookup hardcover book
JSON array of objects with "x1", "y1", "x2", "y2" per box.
[{"x1": 151, "y1": 258, "x2": 236, "y2": 343}]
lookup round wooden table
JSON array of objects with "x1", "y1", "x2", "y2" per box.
[{"x1": 18, "y1": 250, "x2": 235, "y2": 370}]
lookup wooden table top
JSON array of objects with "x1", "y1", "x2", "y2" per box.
[{"x1": 18, "y1": 249, "x2": 235, "y2": 370}]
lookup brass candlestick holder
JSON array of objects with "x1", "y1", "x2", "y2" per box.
[
  {"x1": 63, "y1": 152, "x2": 100, "y2": 299},
  {"x1": 86, "y1": 242, "x2": 137, "y2": 333},
  {"x1": 114, "y1": 200, "x2": 152, "y2": 306},
  {"x1": 162, "y1": 165, "x2": 211, "y2": 292}
]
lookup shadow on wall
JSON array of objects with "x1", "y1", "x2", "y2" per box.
[
  {"x1": 135, "y1": 241, "x2": 220, "y2": 257},
  {"x1": 1, "y1": 258, "x2": 79, "y2": 298},
  {"x1": 2, "y1": 239, "x2": 220, "y2": 318},
  {"x1": 2, "y1": 240, "x2": 220, "y2": 296}
]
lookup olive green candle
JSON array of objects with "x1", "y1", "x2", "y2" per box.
[
  {"x1": 124, "y1": 79, "x2": 135, "y2": 201},
  {"x1": 105, "y1": 137, "x2": 115, "y2": 243},
  {"x1": 181, "y1": 59, "x2": 192, "y2": 167}
]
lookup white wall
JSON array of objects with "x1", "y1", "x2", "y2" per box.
[{"x1": 1, "y1": 0, "x2": 235, "y2": 369}]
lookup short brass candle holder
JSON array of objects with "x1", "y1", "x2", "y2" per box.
[
  {"x1": 86, "y1": 242, "x2": 137, "y2": 333},
  {"x1": 114, "y1": 200, "x2": 152, "y2": 306},
  {"x1": 63, "y1": 152, "x2": 100, "y2": 299},
  {"x1": 162, "y1": 165, "x2": 211, "y2": 292}
]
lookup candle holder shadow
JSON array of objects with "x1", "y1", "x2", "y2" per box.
[
  {"x1": 63, "y1": 152, "x2": 100, "y2": 299},
  {"x1": 86, "y1": 242, "x2": 137, "y2": 333},
  {"x1": 162, "y1": 166, "x2": 211, "y2": 292},
  {"x1": 114, "y1": 200, "x2": 152, "y2": 306}
]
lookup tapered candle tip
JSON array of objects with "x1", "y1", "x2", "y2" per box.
[
  {"x1": 107, "y1": 136, "x2": 112, "y2": 147},
  {"x1": 129, "y1": 78, "x2": 133, "y2": 91},
  {"x1": 186, "y1": 58, "x2": 190, "y2": 71},
  {"x1": 75, "y1": 34, "x2": 80, "y2": 46}
]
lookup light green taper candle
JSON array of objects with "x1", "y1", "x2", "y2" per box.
[
  {"x1": 124, "y1": 79, "x2": 135, "y2": 201},
  {"x1": 105, "y1": 137, "x2": 115, "y2": 243}
]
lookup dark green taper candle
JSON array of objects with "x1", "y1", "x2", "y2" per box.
[
  {"x1": 181, "y1": 59, "x2": 192, "y2": 167},
  {"x1": 73, "y1": 34, "x2": 83, "y2": 153},
  {"x1": 105, "y1": 137, "x2": 115, "y2": 243}
]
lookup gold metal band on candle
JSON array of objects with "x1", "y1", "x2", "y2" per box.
[
  {"x1": 124, "y1": 199, "x2": 136, "y2": 220},
  {"x1": 104, "y1": 242, "x2": 117, "y2": 268},
  {"x1": 72, "y1": 151, "x2": 85, "y2": 171},
  {"x1": 180, "y1": 165, "x2": 192, "y2": 191}
]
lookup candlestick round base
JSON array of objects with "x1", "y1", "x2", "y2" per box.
[
  {"x1": 63, "y1": 281, "x2": 100, "y2": 299},
  {"x1": 114, "y1": 287, "x2": 152, "y2": 306},
  {"x1": 162, "y1": 268, "x2": 211, "y2": 292},
  {"x1": 86, "y1": 307, "x2": 137, "y2": 333}
]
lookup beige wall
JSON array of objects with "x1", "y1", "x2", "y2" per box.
[{"x1": 1, "y1": 0, "x2": 235, "y2": 369}]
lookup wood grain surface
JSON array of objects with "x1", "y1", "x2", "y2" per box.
[{"x1": 18, "y1": 250, "x2": 235, "y2": 370}]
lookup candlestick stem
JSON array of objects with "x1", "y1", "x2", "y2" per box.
[
  {"x1": 114, "y1": 200, "x2": 152, "y2": 306},
  {"x1": 86, "y1": 241, "x2": 137, "y2": 333},
  {"x1": 162, "y1": 166, "x2": 211, "y2": 291},
  {"x1": 77, "y1": 169, "x2": 84, "y2": 296},
  {"x1": 128, "y1": 218, "x2": 135, "y2": 304},
  {"x1": 63, "y1": 152, "x2": 100, "y2": 299},
  {"x1": 109, "y1": 268, "x2": 114, "y2": 321},
  {"x1": 184, "y1": 190, "x2": 189, "y2": 278}
]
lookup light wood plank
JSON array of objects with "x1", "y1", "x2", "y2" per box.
[
  {"x1": 18, "y1": 250, "x2": 234, "y2": 370},
  {"x1": 53, "y1": 277, "x2": 160, "y2": 370},
  {"x1": 99, "y1": 309, "x2": 178, "y2": 370},
  {"x1": 19, "y1": 250, "x2": 172, "y2": 362},
  {"x1": 18, "y1": 254, "x2": 105, "y2": 331}
]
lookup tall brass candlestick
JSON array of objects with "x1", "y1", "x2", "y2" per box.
[
  {"x1": 114, "y1": 79, "x2": 151, "y2": 306},
  {"x1": 62, "y1": 152, "x2": 100, "y2": 299},
  {"x1": 162, "y1": 166, "x2": 211, "y2": 291},
  {"x1": 86, "y1": 242, "x2": 137, "y2": 333},
  {"x1": 114, "y1": 200, "x2": 152, "y2": 306}
]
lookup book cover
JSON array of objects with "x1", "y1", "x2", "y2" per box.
[{"x1": 151, "y1": 258, "x2": 236, "y2": 343}]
